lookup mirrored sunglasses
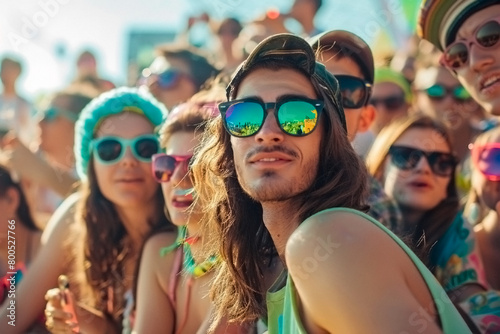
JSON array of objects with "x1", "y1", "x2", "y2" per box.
[
  {"x1": 218, "y1": 95, "x2": 324, "y2": 137},
  {"x1": 422, "y1": 84, "x2": 471, "y2": 102},
  {"x1": 151, "y1": 153, "x2": 192, "y2": 183}
]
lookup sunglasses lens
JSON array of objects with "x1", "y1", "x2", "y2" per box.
[
  {"x1": 223, "y1": 102, "x2": 264, "y2": 137},
  {"x1": 337, "y1": 76, "x2": 367, "y2": 109},
  {"x1": 134, "y1": 138, "x2": 159, "y2": 161},
  {"x1": 477, "y1": 20, "x2": 500, "y2": 48},
  {"x1": 152, "y1": 155, "x2": 176, "y2": 182},
  {"x1": 426, "y1": 84, "x2": 446, "y2": 99},
  {"x1": 278, "y1": 101, "x2": 319, "y2": 136},
  {"x1": 453, "y1": 85, "x2": 471, "y2": 100},
  {"x1": 385, "y1": 97, "x2": 405, "y2": 110},
  {"x1": 429, "y1": 153, "x2": 455, "y2": 176},
  {"x1": 96, "y1": 139, "x2": 122, "y2": 162},
  {"x1": 390, "y1": 147, "x2": 420, "y2": 170},
  {"x1": 444, "y1": 43, "x2": 468, "y2": 69},
  {"x1": 476, "y1": 146, "x2": 500, "y2": 179},
  {"x1": 157, "y1": 70, "x2": 181, "y2": 89}
]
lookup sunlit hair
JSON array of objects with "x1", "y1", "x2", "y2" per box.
[
  {"x1": 71, "y1": 126, "x2": 169, "y2": 330},
  {"x1": 366, "y1": 113, "x2": 459, "y2": 264},
  {"x1": 464, "y1": 126, "x2": 500, "y2": 224},
  {"x1": 0, "y1": 165, "x2": 38, "y2": 231},
  {"x1": 191, "y1": 59, "x2": 368, "y2": 324}
]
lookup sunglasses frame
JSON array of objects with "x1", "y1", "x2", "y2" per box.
[
  {"x1": 90, "y1": 134, "x2": 160, "y2": 165},
  {"x1": 335, "y1": 75, "x2": 372, "y2": 109},
  {"x1": 369, "y1": 95, "x2": 406, "y2": 111},
  {"x1": 39, "y1": 107, "x2": 80, "y2": 123},
  {"x1": 440, "y1": 17, "x2": 500, "y2": 71},
  {"x1": 471, "y1": 143, "x2": 500, "y2": 181},
  {"x1": 421, "y1": 84, "x2": 471, "y2": 102},
  {"x1": 218, "y1": 95, "x2": 324, "y2": 138},
  {"x1": 388, "y1": 145, "x2": 457, "y2": 177},
  {"x1": 151, "y1": 153, "x2": 192, "y2": 183}
]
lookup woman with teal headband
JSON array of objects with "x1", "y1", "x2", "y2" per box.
[{"x1": 34, "y1": 87, "x2": 173, "y2": 333}]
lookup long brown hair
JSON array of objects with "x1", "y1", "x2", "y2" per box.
[
  {"x1": 366, "y1": 114, "x2": 460, "y2": 265},
  {"x1": 191, "y1": 60, "x2": 368, "y2": 324},
  {"x1": 72, "y1": 148, "x2": 169, "y2": 330}
]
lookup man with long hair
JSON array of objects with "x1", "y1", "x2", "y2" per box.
[{"x1": 192, "y1": 34, "x2": 470, "y2": 333}]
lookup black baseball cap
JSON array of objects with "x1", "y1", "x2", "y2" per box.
[{"x1": 309, "y1": 30, "x2": 374, "y2": 84}]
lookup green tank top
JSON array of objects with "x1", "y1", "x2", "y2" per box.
[{"x1": 265, "y1": 207, "x2": 472, "y2": 334}]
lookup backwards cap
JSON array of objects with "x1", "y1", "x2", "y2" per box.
[
  {"x1": 226, "y1": 33, "x2": 346, "y2": 131},
  {"x1": 74, "y1": 87, "x2": 167, "y2": 179}
]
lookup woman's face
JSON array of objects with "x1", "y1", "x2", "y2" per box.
[
  {"x1": 162, "y1": 131, "x2": 202, "y2": 228},
  {"x1": 382, "y1": 127, "x2": 452, "y2": 213},
  {"x1": 92, "y1": 112, "x2": 159, "y2": 209},
  {"x1": 471, "y1": 132, "x2": 500, "y2": 211}
]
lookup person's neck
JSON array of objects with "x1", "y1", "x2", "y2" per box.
[
  {"x1": 185, "y1": 219, "x2": 204, "y2": 263},
  {"x1": 116, "y1": 204, "x2": 158, "y2": 251},
  {"x1": 481, "y1": 210, "x2": 500, "y2": 248},
  {"x1": 2, "y1": 86, "x2": 17, "y2": 99},
  {"x1": 261, "y1": 200, "x2": 301, "y2": 262}
]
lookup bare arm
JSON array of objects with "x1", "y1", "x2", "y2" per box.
[
  {"x1": 0, "y1": 193, "x2": 79, "y2": 333},
  {"x1": 132, "y1": 232, "x2": 177, "y2": 334},
  {"x1": 286, "y1": 210, "x2": 443, "y2": 334}
]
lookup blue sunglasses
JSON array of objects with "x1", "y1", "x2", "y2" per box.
[{"x1": 90, "y1": 135, "x2": 160, "y2": 164}]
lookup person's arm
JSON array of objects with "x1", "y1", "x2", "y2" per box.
[
  {"x1": 285, "y1": 210, "x2": 443, "y2": 334},
  {"x1": 0, "y1": 136, "x2": 77, "y2": 197},
  {"x1": 0, "y1": 193, "x2": 79, "y2": 333},
  {"x1": 132, "y1": 232, "x2": 177, "y2": 334}
]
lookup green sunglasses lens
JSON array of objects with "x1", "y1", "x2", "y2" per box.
[
  {"x1": 278, "y1": 101, "x2": 319, "y2": 136},
  {"x1": 453, "y1": 86, "x2": 471, "y2": 100},
  {"x1": 224, "y1": 101, "x2": 264, "y2": 137},
  {"x1": 426, "y1": 84, "x2": 445, "y2": 98}
]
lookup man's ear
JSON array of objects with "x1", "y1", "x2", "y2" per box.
[
  {"x1": 4, "y1": 187, "x2": 20, "y2": 216},
  {"x1": 357, "y1": 104, "x2": 376, "y2": 133}
]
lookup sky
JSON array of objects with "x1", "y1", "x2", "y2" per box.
[{"x1": 0, "y1": 0, "x2": 419, "y2": 100}]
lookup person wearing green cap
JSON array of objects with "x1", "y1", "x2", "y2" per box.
[
  {"x1": 418, "y1": 0, "x2": 500, "y2": 116},
  {"x1": 192, "y1": 33, "x2": 470, "y2": 333}
]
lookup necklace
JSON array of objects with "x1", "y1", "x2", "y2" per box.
[{"x1": 160, "y1": 226, "x2": 219, "y2": 278}]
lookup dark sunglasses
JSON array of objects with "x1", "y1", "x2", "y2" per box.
[
  {"x1": 218, "y1": 95, "x2": 324, "y2": 137},
  {"x1": 440, "y1": 17, "x2": 500, "y2": 70},
  {"x1": 39, "y1": 107, "x2": 79, "y2": 123},
  {"x1": 422, "y1": 84, "x2": 471, "y2": 102},
  {"x1": 151, "y1": 153, "x2": 192, "y2": 183},
  {"x1": 91, "y1": 135, "x2": 160, "y2": 164},
  {"x1": 388, "y1": 145, "x2": 456, "y2": 177},
  {"x1": 369, "y1": 95, "x2": 406, "y2": 111},
  {"x1": 336, "y1": 75, "x2": 372, "y2": 109},
  {"x1": 471, "y1": 143, "x2": 500, "y2": 181},
  {"x1": 141, "y1": 69, "x2": 189, "y2": 90}
]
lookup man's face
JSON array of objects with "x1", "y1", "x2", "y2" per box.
[
  {"x1": 230, "y1": 68, "x2": 322, "y2": 202},
  {"x1": 322, "y1": 53, "x2": 374, "y2": 141},
  {"x1": 453, "y1": 5, "x2": 500, "y2": 115}
]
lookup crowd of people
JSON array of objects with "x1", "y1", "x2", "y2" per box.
[{"x1": 1, "y1": 0, "x2": 500, "y2": 333}]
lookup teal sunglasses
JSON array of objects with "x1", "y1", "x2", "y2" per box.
[
  {"x1": 39, "y1": 107, "x2": 80, "y2": 123},
  {"x1": 90, "y1": 135, "x2": 160, "y2": 164}
]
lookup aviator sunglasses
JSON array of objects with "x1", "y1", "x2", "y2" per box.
[
  {"x1": 421, "y1": 84, "x2": 471, "y2": 102},
  {"x1": 336, "y1": 75, "x2": 372, "y2": 109},
  {"x1": 218, "y1": 95, "x2": 324, "y2": 137},
  {"x1": 151, "y1": 153, "x2": 192, "y2": 183},
  {"x1": 369, "y1": 95, "x2": 406, "y2": 111},
  {"x1": 388, "y1": 145, "x2": 457, "y2": 177},
  {"x1": 90, "y1": 135, "x2": 160, "y2": 164},
  {"x1": 471, "y1": 143, "x2": 500, "y2": 181},
  {"x1": 440, "y1": 17, "x2": 500, "y2": 70}
]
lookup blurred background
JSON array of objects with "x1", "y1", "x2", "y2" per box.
[{"x1": 0, "y1": 0, "x2": 421, "y2": 99}]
